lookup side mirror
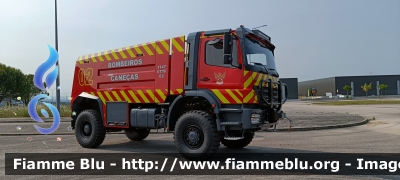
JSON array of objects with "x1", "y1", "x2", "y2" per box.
[{"x1": 223, "y1": 32, "x2": 232, "y2": 64}]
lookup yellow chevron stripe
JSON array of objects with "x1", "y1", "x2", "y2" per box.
[
  {"x1": 226, "y1": 89, "x2": 241, "y2": 103},
  {"x1": 142, "y1": 44, "x2": 154, "y2": 56},
  {"x1": 262, "y1": 74, "x2": 268, "y2": 87},
  {"x1": 84, "y1": 55, "x2": 89, "y2": 61},
  {"x1": 156, "y1": 89, "x2": 166, "y2": 100},
  {"x1": 153, "y1": 42, "x2": 164, "y2": 55},
  {"x1": 90, "y1": 92, "x2": 95, "y2": 96},
  {"x1": 244, "y1": 72, "x2": 257, "y2": 88},
  {"x1": 78, "y1": 56, "x2": 83, "y2": 64},
  {"x1": 172, "y1": 38, "x2": 184, "y2": 52},
  {"x1": 180, "y1": 36, "x2": 185, "y2": 42},
  {"x1": 155, "y1": 97, "x2": 160, "y2": 103},
  {"x1": 177, "y1": 89, "x2": 183, "y2": 94},
  {"x1": 212, "y1": 90, "x2": 230, "y2": 104},
  {"x1": 244, "y1": 90, "x2": 255, "y2": 103},
  {"x1": 96, "y1": 92, "x2": 106, "y2": 104},
  {"x1": 170, "y1": 90, "x2": 174, "y2": 95},
  {"x1": 119, "y1": 90, "x2": 131, "y2": 103},
  {"x1": 110, "y1": 50, "x2": 119, "y2": 60},
  {"x1": 103, "y1": 91, "x2": 114, "y2": 101},
  {"x1": 104, "y1": 51, "x2": 112, "y2": 60},
  {"x1": 126, "y1": 47, "x2": 136, "y2": 58},
  {"x1": 137, "y1": 90, "x2": 149, "y2": 103},
  {"x1": 118, "y1": 48, "x2": 127, "y2": 59},
  {"x1": 244, "y1": 70, "x2": 249, "y2": 76},
  {"x1": 111, "y1": 91, "x2": 122, "y2": 101},
  {"x1": 235, "y1": 89, "x2": 243, "y2": 98},
  {"x1": 90, "y1": 54, "x2": 97, "y2": 63},
  {"x1": 160, "y1": 40, "x2": 170, "y2": 52},
  {"x1": 255, "y1": 73, "x2": 263, "y2": 86},
  {"x1": 127, "y1": 90, "x2": 140, "y2": 103},
  {"x1": 147, "y1": 90, "x2": 161, "y2": 103},
  {"x1": 133, "y1": 45, "x2": 143, "y2": 55},
  {"x1": 96, "y1": 53, "x2": 104, "y2": 62},
  {"x1": 146, "y1": 90, "x2": 157, "y2": 102}
]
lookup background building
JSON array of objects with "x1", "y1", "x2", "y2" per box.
[
  {"x1": 298, "y1": 74, "x2": 400, "y2": 97},
  {"x1": 280, "y1": 78, "x2": 298, "y2": 99}
]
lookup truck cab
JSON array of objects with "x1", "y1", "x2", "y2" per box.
[{"x1": 70, "y1": 25, "x2": 288, "y2": 160}]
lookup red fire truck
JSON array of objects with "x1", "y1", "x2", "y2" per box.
[{"x1": 70, "y1": 25, "x2": 289, "y2": 160}]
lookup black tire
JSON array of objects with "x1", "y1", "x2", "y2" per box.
[
  {"x1": 221, "y1": 132, "x2": 254, "y2": 149},
  {"x1": 75, "y1": 109, "x2": 106, "y2": 148},
  {"x1": 124, "y1": 128, "x2": 150, "y2": 141},
  {"x1": 174, "y1": 110, "x2": 220, "y2": 160}
]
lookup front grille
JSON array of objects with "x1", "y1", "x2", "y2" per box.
[
  {"x1": 254, "y1": 87, "x2": 279, "y2": 106},
  {"x1": 254, "y1": 80, "x2": 281, "y2": 108}
]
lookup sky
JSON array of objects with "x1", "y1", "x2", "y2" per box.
[{"x1": 0, "y1": 0, "x2": 399, "y2": 99}]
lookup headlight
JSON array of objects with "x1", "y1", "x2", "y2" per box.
[{"x1": 251, "y1": 114, "x2": 261, "y2": 124}]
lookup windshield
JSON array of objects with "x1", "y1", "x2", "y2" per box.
[{"x1": 244, "y1": 36, "x2": 277, "y2": 70}]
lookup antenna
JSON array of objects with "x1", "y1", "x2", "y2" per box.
[{"x1": 252, "y1": 25, "x2": 267, "y2": 30}]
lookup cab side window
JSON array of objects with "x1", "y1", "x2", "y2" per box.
[{"x1": 205, "y1": 39, "x2": 238, "y2": 67}]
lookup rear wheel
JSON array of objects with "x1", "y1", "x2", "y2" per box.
[
  {"x1": 174, "y1": 110, "x2": 220, "y2": 160},
  {"x1": 75, "y1": 109, "x2": 106, "y2": 148},
  {"x1": 124, "y1": 128, "x2": 150, "y2": 141},
  {"x1": 221, "y1": 131, "x2": 254, "y2": 149}
]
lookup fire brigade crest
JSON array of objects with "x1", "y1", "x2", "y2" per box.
[{"x1": 214, "y1": 72, "x2": 226, "y2": 85}]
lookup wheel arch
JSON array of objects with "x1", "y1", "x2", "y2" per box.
[
  {"x1": 167, "y1": 89, "x2": 221, "y2": 131},
  {"x1": 71, "y1": 92, "x2": 103, "y2": 128}
]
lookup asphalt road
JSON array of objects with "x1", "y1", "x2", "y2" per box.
[{"x1": 1, "y1": 100, "x2": 399, "y2": 179}]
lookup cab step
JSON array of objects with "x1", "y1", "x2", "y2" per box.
[
  {"x1": 220, "y1": 122, "x2": 241, "y2": 126},
  {"x1": 224, "y1": 137, "x2": 244, "y2": 140},
  {"x1": 219, "y1": 108, "x2": 242, "y2": 113}
]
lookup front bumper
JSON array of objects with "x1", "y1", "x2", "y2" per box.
[{"x1": 237, "y1": 108, "x2": 286, "y2": 130}]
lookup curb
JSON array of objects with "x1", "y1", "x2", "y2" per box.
[
  {"x1": 0, "y1": 118, "x2": 71, "y2": 123},
  {"x1": 0, "y1": 119, "x2": 371, "y2": 136},
  {"x1": 267, "y1": 118, "x2": 370, "y2": 132},
  {"x1": 0, "y1": 133, "x2": 75, "y2": 136},
  {"x1": 0, "y1": 131, "x2": 172, "y2": 136}
]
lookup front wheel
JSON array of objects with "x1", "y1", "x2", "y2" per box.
[
  {"x1": 75, "y1": 109, "x2": 106, "y2": 148},
  {"x1": 174, "y1": 110, "x2": 220, "y2": 160}
]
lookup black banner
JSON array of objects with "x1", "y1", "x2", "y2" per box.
[{"x1": 5, "y1": 153, "x2": 400, "y2": 175}]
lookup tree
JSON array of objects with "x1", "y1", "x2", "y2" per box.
[
  {"x1": 343, "y1": 85, "x2": 352, "y2": 99},
  {"x1": 361, "y1": 82, "x2": 372, "y2": 99},
  {"x1": 19, "y1": 74, "x2": 45, "y2": 105},
  {"x1": 377, "y1": 84, "x2": 388, "y2": 100},
  {"x1": 0, "y1": 63, "x2": 26, "y2": 103},
  {"x1": 0, "y1": 63, "x2": 6, "y2": 102}
]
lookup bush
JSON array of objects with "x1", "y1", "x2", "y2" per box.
[{"x1": 0, "y1": 104, "x2": 71, "y2": 118}]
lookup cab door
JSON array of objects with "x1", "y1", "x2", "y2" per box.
[{"x1": 197, "y1": 35, "x2": 243, "y2": 103}]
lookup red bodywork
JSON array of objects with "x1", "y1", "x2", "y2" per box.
[{"x1": 70, "y1": 31, "x2": 278, "y2": 129}]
